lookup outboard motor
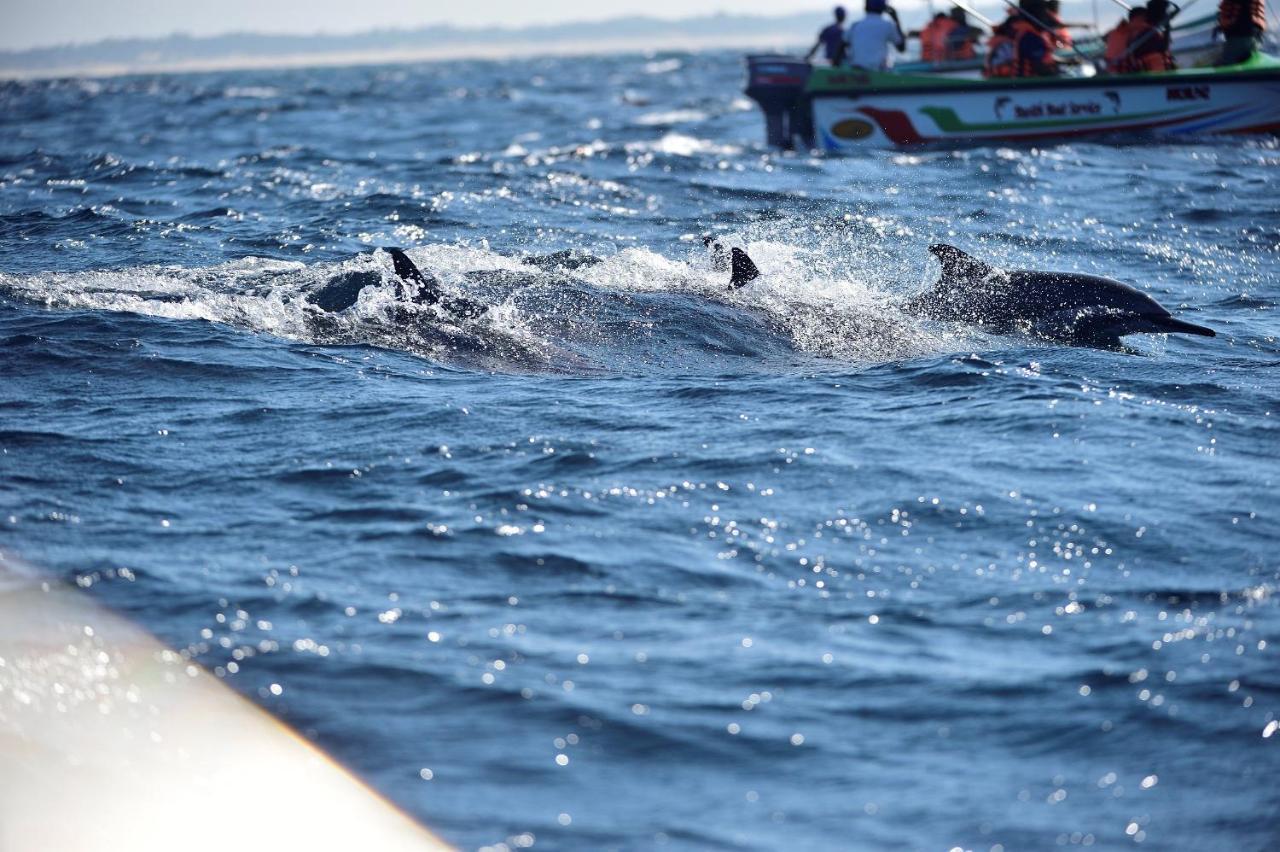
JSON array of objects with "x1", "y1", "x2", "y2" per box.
[{"x1": 744, "y1": 55, "x2": 815, "y2": 150}]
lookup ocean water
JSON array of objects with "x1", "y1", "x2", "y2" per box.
[{"x1": 2, "y1": 51, "x2": 1279, "y2": 850}]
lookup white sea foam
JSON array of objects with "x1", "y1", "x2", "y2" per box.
[
  {"x1": 625, "y1": 133, "x2": 739, "y2": 158},
  {"x1": 222, "y1": 86, "x2": 281, "y2": 99},
  {"x1": 642, "y1": 58, "x2": 683, "y2": 75},
  {"x1": 633, "y1": 110, "x2": 707, "y2": 127},
  {"x1": 1, "y1": 240, "x2": 972, "y2": 368}
]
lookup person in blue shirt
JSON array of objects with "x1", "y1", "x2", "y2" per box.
[
  {"x1": 844, "y1": 0, "x2": 907, "y2": 70},
  {"x1": 806, "y1": 6, "x2": 849, "y2": 64}
]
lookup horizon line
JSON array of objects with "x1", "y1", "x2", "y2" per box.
[
  {"x1": 1, "y1": 7, "x2": 854, "y2": 56},
  {"x1": 0, "y1": 32, "x2": 815, "y2": 82}
]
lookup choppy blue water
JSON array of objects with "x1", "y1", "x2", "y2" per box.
[{"x1": 2, "y1": 51, "x2": 1279, "y2": 850}]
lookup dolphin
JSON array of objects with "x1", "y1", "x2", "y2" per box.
[
  {"x1": 307, "y1": 247, "x2": 487, "y2": 319},
  {"x1": 721, "y1": 243, "x2": 1214, "y2": 348},
  {"x1": 906, "y1": 245, "x2": 1215, "y2": 347}
]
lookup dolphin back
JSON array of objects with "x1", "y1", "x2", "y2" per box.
[{"x1": 306, "y1": 270, "x2": 381, "y2": 312}]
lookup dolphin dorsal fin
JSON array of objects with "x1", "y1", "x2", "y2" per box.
[
  {"x1": 730, "y1": 247, "x2": 760, "y2": 289},
  {"x1": 384, "y1": 247, "x2": 442, "y2": 305},
  {"x1": 929, "y1": 244, "x2": 995, "y2": 285}
]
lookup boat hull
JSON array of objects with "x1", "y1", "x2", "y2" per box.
[{"x1": 808, "y1": 61, "x2": 1280, "y2": 150}]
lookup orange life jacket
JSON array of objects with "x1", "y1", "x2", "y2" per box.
[
  {"x1": 921, "y1": 18, "x2": 957, "y2": 62},
  {"x1": 1104, "y1": 21, "x2": 1131, "y2": 71},
  {"x1": 983, "y1": 32, "x2": 1017, "y2": 77},
  {"x1": 1218, "y1": 0, "x2": 1268, "y2": 36},
  {"x1": 1126, "y1": 18, "x2": 1175, "y2": 71},
  {"x1": 920, "y1": 19, "x2": 941, "y2": 62},
  {"x1": 1012, "y1": 18, "x2": 1058, "y2": 77}
]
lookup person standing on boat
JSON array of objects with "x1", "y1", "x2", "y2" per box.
[
  {"x1": 1103, "y1": 6, "x2": 1145, "y2": 71},
  {"x1": 806, "y1": 6, "x2": 849, "y2": 65},
  {"x1": 1127, "y1": 0, "x2": 1177, "y2": 71},
  {"x1": 919, "y1": 12, "x2": 955, "y2": 63},
  {"x1": 983, "y1": 15, "x2": 1019, "y2": 76},
  {"x1": 1215, "y1": 0, "x2": 1268, "y2": 64},
  {"x1": 1010, "y1": 0, "x2": 1060, "y2": 76},
  {"x1": 943, "y1": 7, "x2": 984, "y2": 60},
  {"x1": 1046, "y1": 0, "x2": 1071, "y2": 46},
  {"x1": 844, "y1": 0, "x2": 908, "y2": 70},
  {"x1": 1043, "y1": 0, "x2": 1091, "y2": 47}
]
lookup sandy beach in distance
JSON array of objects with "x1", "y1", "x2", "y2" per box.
[{"x1": 0, "y1": 33, "x2": 808, "y2": 80}]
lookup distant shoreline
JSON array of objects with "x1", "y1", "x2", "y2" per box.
[
  {"x1": 0, "y1": 28, "x2": 822, "y2": 82},
  {"x1": 0, "y1": 34, "x2": 814, "y2": 81},
  {"x1": 0, "y1": 1, "x2": 1121, "y2": 82}
]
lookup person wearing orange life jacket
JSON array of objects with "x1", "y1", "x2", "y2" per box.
[
  {"x1": 1041, "y1": 0, "x2": 1092, "y2": 47},
  {"x1": 983, "y1": 15, "x2": 1019, "y2": 77},
  {"x1": 1216, "y1": 0, "x2": 1268, "y2": 65},
  {"x1": 919, "y1": 12, "x2": 953, "y2": 62},
  {"x1": 1045, "y1": 0, "x2": 1074, "y2": 47},
  {"x1": 1103, "y1": 7, "x2": 1144, "y2": 72},
  {"x1": 1010, "y1": 0, "x2": 1060, "y2": 77},
  {"x1": 943, "y1": 7, "x2": 984, "y2": 60},
  {"x1": 1127, "y1": 0, "x2": 1176, "y2": 72}
]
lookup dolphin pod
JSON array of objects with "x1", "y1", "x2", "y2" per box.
[{"x1": 311, "y1": 242, "x2": 1216, "y2": 349}]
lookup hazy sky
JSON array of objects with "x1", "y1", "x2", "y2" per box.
[{"x1": 3, "y1": 0, "x2": 839, "y2": 51}]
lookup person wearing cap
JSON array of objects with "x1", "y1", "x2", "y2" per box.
[
  {"x1": 806, "y1": 6, "x2": 850, "y2": 65},
  {"x1": 844, "y1": 0, "x2": 908, "y2": 70}
]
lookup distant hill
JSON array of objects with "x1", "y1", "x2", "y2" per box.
[
  {"x1": 0, "y1": 4, "x2": 1125, "y2": 80},
  {"x1": 0, "y1": 13, "x2": 825, "y2": 79}
]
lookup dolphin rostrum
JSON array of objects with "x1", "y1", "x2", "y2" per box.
[{"x1": 906, "y1": 245, "x2": 1215, "y2": 347}]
